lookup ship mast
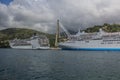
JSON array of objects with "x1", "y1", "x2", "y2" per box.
[{"x1": 55, "y1": 20, "x2": 60, "y2": 47}]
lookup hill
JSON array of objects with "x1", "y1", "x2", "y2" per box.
[
  {"x1": 85, "y1": 23, "x2": 120, "y2": 33},
  {"x1": 0, "y1": 28, "x2": 55, "y2": 48}
]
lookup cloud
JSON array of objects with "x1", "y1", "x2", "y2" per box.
[{"x1": 0, "y1": 0, "x2": 120, "y2": 33}]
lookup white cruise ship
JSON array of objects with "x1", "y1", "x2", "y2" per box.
[
  {"x1": 59, "y1": 29, "x2": 120, "y2": 50},
  {"x1": 9, "y1": 35, "x2": 50, "y2": 49}
]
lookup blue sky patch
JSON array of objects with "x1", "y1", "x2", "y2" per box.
[{"x1": 0, "y1": 0, "x2": 13, "y2": 5}]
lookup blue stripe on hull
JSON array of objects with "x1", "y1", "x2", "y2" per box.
[{"x1": 62, "y1": 48, "x2": 120, "y2": 51}]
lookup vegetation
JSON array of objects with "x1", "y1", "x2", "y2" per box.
[{"x1": 85, "y1": 23, "x2": 120, "y2": 33}]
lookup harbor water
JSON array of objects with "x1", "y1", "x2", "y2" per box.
[{"x1": 0, "y1": 49, "x2": 120, "y2": 80}]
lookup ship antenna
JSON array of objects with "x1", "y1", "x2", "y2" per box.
[{"x1": 55, "y1": 19, "x2": 60, "y2": 47}]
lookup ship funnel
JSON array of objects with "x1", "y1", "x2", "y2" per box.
[
  {"x1": 99, "y1": 28, "x2": 105, "y2": 33},
  {"x1": 82, "y1": 31, "x2": 85, "y2": 34},
  {"x1": 77, "y1": 29, "x2": 81, "y2": 35}
]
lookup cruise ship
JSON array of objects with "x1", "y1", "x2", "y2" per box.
[
  {"x1": 59, "y1": 28, "x2": 120, "y2": 50},
  {"x1": 9, "y1": 35, "x2": 50, "y2": 49}
]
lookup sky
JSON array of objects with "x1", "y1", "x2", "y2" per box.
[
  {"x1": 0, "y1": 0, "x2": 13, "y2": 5},
  {"x1": 0, "y1": 0, "x2": 120, "y2": 33}
]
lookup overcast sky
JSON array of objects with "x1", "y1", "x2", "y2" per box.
[{"x1": 0, "y1": 0, "x2": 120, "y2": 33}]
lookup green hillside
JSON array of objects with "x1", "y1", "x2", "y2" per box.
[
  {"x1": 0, "y1": 28, "x2": 55, "y2": 48},
  {"x1": 85, "y1": 23, "x2": 120, "y2": 33}
]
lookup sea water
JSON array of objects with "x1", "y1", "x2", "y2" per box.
[{"x1": 0, "y1": 49, "x2": 120, "y2": 80}]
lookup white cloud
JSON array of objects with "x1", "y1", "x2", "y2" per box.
[{"x1": 0, "y1": 0, "x2": 120, "y2": 33}]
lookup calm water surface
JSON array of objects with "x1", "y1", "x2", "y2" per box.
[{"x1": 0, "y1": 49, "x2": 120, "y2": 80}]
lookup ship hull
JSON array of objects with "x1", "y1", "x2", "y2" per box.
[
  {"x1": 59, "y1": 40, "x2": 120, "y2": 51},
  {"x1": 10, "y1": 45, "x2": 33, "y2": 49},
  {"x1": 33, "y1": 47, "x2": 50, "y2": 50},
  {"x1": 10, "y1": 46, "x2": 50, "y2": 50},
  {"x1": 61, "y1": 48, "x2": 120, "y2": 51}
]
